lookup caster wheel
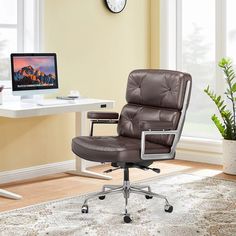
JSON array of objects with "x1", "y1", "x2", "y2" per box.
[
  {"x1": 99, "y1": 195, "x2": 105, "y2": 200},
  {"x1": 164, "y1": 204, "x2": 173, "y2": 213},
  {"x1": 123, "y1": 215, "x2": 132, "y2": 223},
  {"x1": 145, "y1": 195, "x2": 153, "y2": 199},
  {"x1": 81, "y1": 204, "x2": 89, "y2": 213}
]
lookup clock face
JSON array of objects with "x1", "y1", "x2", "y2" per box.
[{"x1": 105, "y1": 0, "x2": 127, "y2": 13}]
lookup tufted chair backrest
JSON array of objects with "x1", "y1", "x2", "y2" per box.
[{"x1": 117, "y1": 69, "x2": 192, "y2": 147}]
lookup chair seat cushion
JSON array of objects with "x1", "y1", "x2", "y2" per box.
[{"x1": 72, "y1": 136, "x2": 170, "y2": 163}]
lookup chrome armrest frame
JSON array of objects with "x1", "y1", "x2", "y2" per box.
[
  {"x1": 140, "y1": 80, "x2": 191, "y2": 161},
  {"x1": 141, "y1": 130, "x2": 178, "y2": 160}
]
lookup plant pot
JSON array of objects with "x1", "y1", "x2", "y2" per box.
[{"x1": 223, "y1": 139, "x2": 236, "y2": 175}]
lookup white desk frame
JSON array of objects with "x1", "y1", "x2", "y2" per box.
[{"x1": 0, "y1": 98, "x2": 114, "y2": 199}]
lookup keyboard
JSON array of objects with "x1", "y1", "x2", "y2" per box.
[{"x1": 37, "y1": 99, "x2": 69, "y2": 106}]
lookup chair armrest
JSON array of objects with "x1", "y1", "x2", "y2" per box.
[
  {"x1": 88, "y1": 112, "x2": 119, "y2": 136},
  {"x1": 141, "y1": 129, "x2": 178, "y2": 161},
  {"x1": 87, "y1": 112, "x2": 119, "y2": 120},
  {"x1": 140, "y1": 120, "x2": 174, "y2": 131}
]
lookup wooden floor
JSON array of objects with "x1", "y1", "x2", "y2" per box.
[{"x1": 0, "y1": 160, "x2": 236, "y2": 212}]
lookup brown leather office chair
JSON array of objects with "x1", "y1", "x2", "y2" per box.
[{"x1": 72, "y1": 69, "x2": 192, "y2": 223}]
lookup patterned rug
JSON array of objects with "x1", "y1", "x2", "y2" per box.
[{"x1": 0, "y1": 174, "x2": 236, "y2": 236}]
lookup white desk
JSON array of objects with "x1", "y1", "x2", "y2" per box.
[{"x1": 0, "y1": 98, "x2": 114, "y2": 199}]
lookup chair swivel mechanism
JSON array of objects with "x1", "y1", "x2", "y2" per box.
[{"x1": 72, "y1": 69, "x2": 192, "y2": 223}]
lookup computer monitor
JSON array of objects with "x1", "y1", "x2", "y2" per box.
[{"x1": 10, "y1": 53, "x2": 59, "y2": 99}]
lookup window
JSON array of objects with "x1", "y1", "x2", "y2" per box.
[
  {"x1": 227, "y1": 0, "x2": 236, "y2": 63},
  {"x1": 160, "y1": 0, "x2": 234, "y2": 140},
  {"x1": 0, "y1": 0, "x2": 18, "y2": 81},
  {"x1": 180, "y1": 0, "x2": 218, "y2": 139},
  {"x1": 0, "y1": 0, "x2": 41, "y2": 82}
]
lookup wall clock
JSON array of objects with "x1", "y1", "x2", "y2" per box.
[{"x1": 105, "y1": 0, "x2": 127, "y2": 14}]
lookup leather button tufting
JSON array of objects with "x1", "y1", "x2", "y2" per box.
[{"x1": 126, "y1": 69, "x2": 192, "y2": 110}]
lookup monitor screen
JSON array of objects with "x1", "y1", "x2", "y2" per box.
[{"x1": 11, "y1": 53, "x2": 58, "y2": 94}]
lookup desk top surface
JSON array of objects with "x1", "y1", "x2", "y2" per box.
[{"x1": 0, "y1": 98, "x2": 114, "y2": 118}]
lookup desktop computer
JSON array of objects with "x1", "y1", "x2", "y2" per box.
[
  {"x1": 10, "y1": 53, "x2": 67, "y2": 106},
  {"x1": 11, "y1": 53, "x2": 59, "y2": 97}
]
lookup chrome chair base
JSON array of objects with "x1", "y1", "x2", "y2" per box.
[{"x1": 81, "y1": 179, "x2": 173, "y2": 223}]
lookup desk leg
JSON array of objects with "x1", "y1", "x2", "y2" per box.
[
  {"x1": 67, "y1": 111, "x2": 112, "y2": 180},
  {"x1": 0, "y1": 189, "x2": 22, "y2": 200}
]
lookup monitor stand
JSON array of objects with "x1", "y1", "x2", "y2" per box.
[{"x1": 20, "y1": 95, "x2": 44, "y2": 104}]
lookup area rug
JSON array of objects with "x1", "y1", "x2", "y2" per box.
[{"x1": 0, "y1": 174, "x2": 236, "y2": 236}]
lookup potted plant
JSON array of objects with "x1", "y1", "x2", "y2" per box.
[{"x1": 204, "y1": 58, "x2": 236, "y2": 175}]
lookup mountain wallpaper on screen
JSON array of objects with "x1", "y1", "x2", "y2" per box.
[{"x1": 14, "y1": 65, "x2": 56, "y2": 87}]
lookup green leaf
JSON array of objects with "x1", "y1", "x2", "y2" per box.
[
  {"x1": 211, "y1": 114, "x2": 226, "y2": 138},
  {"x1": 232, "y1": 83, "x2": 236, "y2": 93},
  {"x1": 218, "y1": 58, "x2": 231, "y2": 68}
]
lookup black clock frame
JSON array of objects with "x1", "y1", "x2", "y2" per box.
[{"x1": 104, "y1": 0, "x2": 127, "y2": 14}]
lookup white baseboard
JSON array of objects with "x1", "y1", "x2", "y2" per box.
[
  {"x1": 176, "y1": 137, "x2": 223, "y2": 165},
  {"x1": 0, "y1": 160, "x2": 75, "y2": 185},
  {"x1": 176, "y1": 149, "x2": 223, "y2": 165},
  {"x1": 85, "y1": 160, "x2": 100, "y2": 168}
]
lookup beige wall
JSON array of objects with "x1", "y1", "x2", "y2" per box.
[
  {"x1": 150, "y1": 0, "x2": 160, "y2": 68},
  {"x1": 0, "y1": 0, "x2": 153, "y2": 171}
]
